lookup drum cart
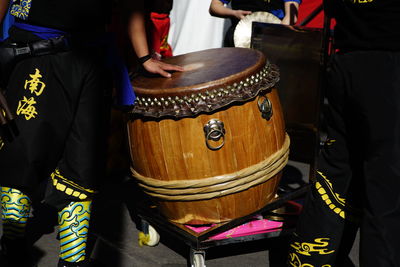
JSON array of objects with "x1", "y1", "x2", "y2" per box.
[
  {"x1": 135, "y1": 182, "x2": 309, "y2": 267},
  {"x1": 127, "y1": 18, "x2": 330, "y2": 267}
]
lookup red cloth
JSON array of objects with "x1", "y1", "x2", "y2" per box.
[
  {"x1": 149, "y1": 12, "x2": 173, "y2": 58},
  {"x1": 296, "y1": 0, "x2": 325, "y2": 28}
]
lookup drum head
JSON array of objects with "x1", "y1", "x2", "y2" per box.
[
  {"x1": 131, "y1": 47, "x2": 279, "y2": 118},
  {"x1": 132, "y1": 48, "x2": 264, "y2": 95},
  {"x1": 234, "y1": 12, "x2": 281, "y2": 48}
]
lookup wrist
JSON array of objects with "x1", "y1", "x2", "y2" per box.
[{"x1": 138, "y1": 54, "x2": 152, "y2": 65}]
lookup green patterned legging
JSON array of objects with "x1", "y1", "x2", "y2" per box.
[
  {"x1": 58, "y1": 200, "x2": 92, "y2": 263},
  {"x1": 0, "y1": 186, "x2": 31, "y2": 240}
]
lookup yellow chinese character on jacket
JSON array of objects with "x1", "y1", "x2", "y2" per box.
[
  {"x1": 17, "y1": 96, "x2": 38, "y2": 120},
  {"x1": 24, "y1": 68, "x2": 46, "y2": 96}
]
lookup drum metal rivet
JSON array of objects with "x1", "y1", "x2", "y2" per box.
[
  {"x1": 183, "y1": 96, "x2": 188, "y2": 100},
  {"x1": 205, "y1": 91, "x2": 210, "y2": 96},
  {"x1": 191, "y1": 94, "x2": 196, "y2": 98},
  {"x1": 164, "y1": 101, "x2": 169, "y2": 106},
  {"x1": 175, "y1": 96, "x2": 180, "y2": 101},
  {"x1": 187, "y1": 98, "x2": 193, "y2": 103},
  {"x1": 250, "y1": 80, "x2": 254, "y2": 85},
  {"x1": 223, "y1": 90, "x2": 229, "y2": 95},
  {"x1": 171, "y1": 100, "x2": 176, "y2": 104},
  {"x1": 195, "y1": 97, "x2": 199, "y2": 102},
  {"x1": 217, "y1": 92, "x2": 222, "y2": 97},
  {"x1": 150, "y1": 102, "x2": 154, "y2": 106},
  {"x1": 147, "y1": 98, "x2": 151, "y2": 102},
  {"x1": 167, "y1": 96, "x2": 172, "y2": 101},
  {"x1": 144, "y1": 102, "x2": 148, "y2": 107},
  {"x1": 201, "y1": 96, "x2": 206, "y2": 101},
  {"x1": 160, "y1": 97, "x2": 165, "y2": 101},
  {"x1": 157, "y1": 102, "x2": 162, "y2": 106},
  {"x1": 244, "y1": 83, "x2": 249, "y2": 87},
  {"x1": 210, "y1": 94, "x2": 215, "y2": 99},
  {"x1": 240, "y1": 81, "x2": 244, "y2": 85}
]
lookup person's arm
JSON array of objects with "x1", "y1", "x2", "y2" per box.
[
  {"x1": 281, "y1": 0, "x2": 300, "y2": 25},
  {"x1": 127, "y1": 10, "x2": 183, "y2": 78},
  {"x1": 0, "y1": 0, "x2": 10, "y2": 23},
  {"x1": 209, "y1": 0, "x2": 251, "y2": 20}
]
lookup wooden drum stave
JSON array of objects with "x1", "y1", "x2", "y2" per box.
[{"x1": 128, "y1": 47, "x2": 289, "y2": 224}]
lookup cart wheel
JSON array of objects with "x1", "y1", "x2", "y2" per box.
[
  {"x1": 190, "y1": 249, "x2": 206, "y2": 267},
  {"x1": 138, "y1": 225, "x2": 160, "y2": 247},
  {"x1": 192, "y1": 254, "x2": 206, "y2": 267}
]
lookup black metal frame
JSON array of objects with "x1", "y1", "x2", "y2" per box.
[{"x1": 135, "y1": 184, "x2": 309, "y2": 251}]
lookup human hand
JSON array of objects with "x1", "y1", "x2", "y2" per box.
[
  {"x1": 142, "y1": 58, "x2": 184, "y2": 78},
  {"x1": 232, "y1": 10, "x2": 252, "y2": 20},
  {"x1": 281, "y1": 15, "x2": 291, "y2": 25}
]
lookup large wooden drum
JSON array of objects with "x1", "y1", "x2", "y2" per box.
[{"x1": 128, "y1": 48, "x2": 289, "y2": 224}]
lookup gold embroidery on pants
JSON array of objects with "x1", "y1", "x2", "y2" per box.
[
  {"x1": 316, "y1": 171, "x2": 348, "y2": 219},
  {"x1": 290, "y1": 238, "x2": 334, "y2": 256},
  {"x1": 51, "y1": 169, "x2": 96, "y2": 200},
  {"x1": 288, "y1": 252, "x2": 332, "y2": 267}
]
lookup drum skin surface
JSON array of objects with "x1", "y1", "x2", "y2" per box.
[{"x1": 128, "y1": 48, "x2": 286, "y2": 224}]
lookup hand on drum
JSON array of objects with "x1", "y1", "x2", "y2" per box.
[
  {"x1": 232, "y1": 10, "x2": 252, "y2": 20},
  {"x1": 142, "y1": 58, "x2": 184, "y2": 78}
]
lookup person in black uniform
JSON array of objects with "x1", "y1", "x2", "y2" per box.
[
  {"x1": 209, "y1": 0, "x2": 301, "y2": 47},
  {"x1": 0, "y1": 0, "x2": 181, "y2": 266},
  {"x1": 288, "y1": 1, "x2": 400, "y2": 266}
]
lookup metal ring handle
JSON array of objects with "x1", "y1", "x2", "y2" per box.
[
  {"x1": 206, "y1": 128, "x2": 225, "y2": 150},
  {"x1": 257, "y1": 95, "x2": 273, "y2": 120}
]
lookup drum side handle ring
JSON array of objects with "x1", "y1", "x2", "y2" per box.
[
  {"x1": 203, "y1": 119, "x2": 225, "y2": 150},
  {"x1": 257, "y1": 95, "x2": 273, "y2": 120}
]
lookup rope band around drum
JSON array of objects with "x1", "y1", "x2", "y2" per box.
[{"x1": 131, "y1": 133, "x2": 290, "y2": 201}]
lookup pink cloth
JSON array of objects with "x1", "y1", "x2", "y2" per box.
[{"x1": 186, "y1": 219, "x2": 283, "y2": 241}]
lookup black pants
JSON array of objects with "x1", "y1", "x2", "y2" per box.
[
  {"x1": 288, "y1": 51, "x2": 400, "y2": 267},
  {"x1": 0, "y1": 28, "x2": 111, "y2": 208}
]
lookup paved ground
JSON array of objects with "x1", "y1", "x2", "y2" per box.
[{"x1": 0, "y1": 161, "x2": 360, "y2": 267}]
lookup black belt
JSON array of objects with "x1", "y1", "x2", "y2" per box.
[
  {"x1": 0, "y1": 35, "x2": 70, "y2": 85},
  {"x1": 8, "y1": 35, "x2": 70, "y2": 57}
]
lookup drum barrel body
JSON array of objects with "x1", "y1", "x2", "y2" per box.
[
  {"x1": 128, "y1": 48, "x2": 287, "y2": 224},
  {"x1": 128, "y1": 90, "x2": 285, "y2": 224}
]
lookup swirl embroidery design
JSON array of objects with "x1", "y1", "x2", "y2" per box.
[
  {"x1": 10, "y1": 0, "x2": 32, "y2": 20},
  {"x1": 290, "y1": 238, "x2": 334, "y2": 256}
]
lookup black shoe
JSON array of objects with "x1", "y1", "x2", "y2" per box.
[
  {"x1": 0, "y1": 237, "x2": 37, "y2": 267},
  {"x1": 58, "y1": 259, "x2": 91, "y2": 267}
]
